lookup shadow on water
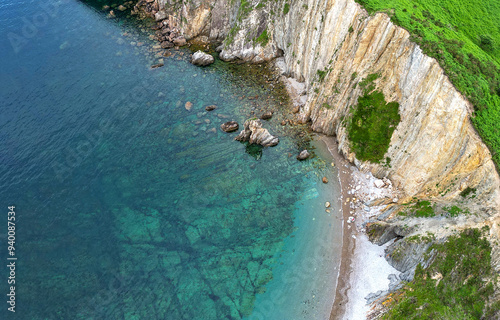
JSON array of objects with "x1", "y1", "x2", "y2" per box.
[{"x1": 243, "y1": 142, "x2": 264, "y2": 160}]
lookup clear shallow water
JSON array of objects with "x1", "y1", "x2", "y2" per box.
[{"x1": 0, "y1": 1, "x2": 342, "y2": 319}]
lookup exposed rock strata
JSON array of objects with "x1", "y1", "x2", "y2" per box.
[{"x1": 152, "y1": 0, "x2": 499, "y2": 214}]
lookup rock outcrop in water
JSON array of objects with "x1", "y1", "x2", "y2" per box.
[
  {"x1": 297, "y1": 150, "x2": 310, "y2": 161},
  {"x1": 220, "y1": 121, "x2": 239, "y2": 132},
  {"x1": 235, "y1": 119, "x2": 279, "y2": 147},
  {"x1": 191, "y1": 51, "x2": 214, "y2": 66}
]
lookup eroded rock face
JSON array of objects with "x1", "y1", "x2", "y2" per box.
[
  {"x1": 235, "y1": 119, "x2": 279, "y2": 147},
  {"x1": 152, "y1": 0, "x2": 499, "y2": 214},
  {"x1": 191, "y1": 51, "x2": 214, "y2": 66}
]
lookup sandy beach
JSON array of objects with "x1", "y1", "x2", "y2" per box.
[
  {"x1": 279, "y1": 68, "x2": 400, "y2": 320},
  {"x1": 321, "y1": 136, "x2": 400, "y2": 320}
]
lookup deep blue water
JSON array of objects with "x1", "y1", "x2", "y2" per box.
[{"x1": 0, "y1": 1, "x2": 342, "y2": 319}]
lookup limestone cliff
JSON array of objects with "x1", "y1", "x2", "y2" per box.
[{"x1": 153, "y1": 0, "x2": 499, "y2": 215}]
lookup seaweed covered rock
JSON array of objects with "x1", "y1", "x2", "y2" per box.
[
  {"x1": 220, "y1": 121, "x2": 239, "y2": 132},
  {"x1": 235, "y1": 119, "x2": 279, "y2": 147}
]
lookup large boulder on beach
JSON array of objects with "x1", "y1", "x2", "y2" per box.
[
  {"x1": 191, "y1": 51, "x2": 214, "y2": 66},
  {"x1": 220, "y1": 121, "x2": 239, "y2": 132},
  {"x1": 235, "y1": 119, "x2": 279, "y2": 147}
]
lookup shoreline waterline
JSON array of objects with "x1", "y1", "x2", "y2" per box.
[
  {"x1": 320, "y1": 135, "x2": 400, "y2": 320},
  {"x1": 246, "y1": 136, "x2": 344, "y2": 320},
  {"x1": 321, "y1": 136, "x2": 356, "y2": 320}
]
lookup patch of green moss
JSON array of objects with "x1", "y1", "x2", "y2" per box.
[
  {"x1": 346, "y1": 72, "x2": 399, "y2": 162},
  {"x1": 359, "y1": 73, "x2": 380, "y2": 92},
  {"x1": 255, "y1": 28, "x2": 269, "y2": 47},
  {"x1": 413, "y1": 200, "x2": 435, "y2": 217},
  {"x1": 406, "y1": 232, "x2": 435, "y2": 243},
  {"x1": 347, "y1": 90, "x2": 400, "y2": 163},
  {"x1": 239, "y1": 0, "x2": 253, "y2": 20},
  {"x1": 224, "y1": 25, "x2": 240, "y2": 47},
  {"x1": 460, "y1": 187, "x2": 477, "y2": 198},
  {"x1": 255, "y1": 1, "x2": 266, "y2": 9},
  {"x1": 317, "y1": 69, "x2": 327, "y2": 82},
  {"x1": 444, "y1": 205, "x2": 463, "y2": 217}
]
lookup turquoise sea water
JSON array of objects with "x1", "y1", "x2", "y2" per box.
[{"x1": 0, "y1": 1, "x2": 342, "y2": 319}]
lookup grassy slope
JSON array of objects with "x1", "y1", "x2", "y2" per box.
[
  {"x1": 355, "y1": 0, "x2": 500, "y2": 167},
  {"x1": 383, "y1": 228, "x2": 497, "y2": 319}
]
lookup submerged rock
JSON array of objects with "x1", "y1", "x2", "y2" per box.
[
  {"x1": 151, "y1": 63, "x2": 164, "y2": 69},
  {"x1": 235, "y1": 119, "x2": 279, "y2": 147},
  {"x1": 322, "y1": 177, "x2": 328, "y2": 184},
  {"x1": 160, "y1": 41, "x2": 174, "y2": 49},
  {"x1": 191, "y1": 51, "x2": 214, "y2": 66},
  {"x1": 220, "y1": 121, "x2": 239, "y2": 132},
  {"x1": 297, "y1": 150, "x2": 310, "y2": 160},
  {"x1": 185, "y1": 101, "x2": 193, "y2": 111},
  {"x1": 260, "y1": 111, "x2": 273, "y2": 120}
]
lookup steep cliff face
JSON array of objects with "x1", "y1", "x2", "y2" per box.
[{"x1": 154, "y1": 0, "x2": 499, "y2": 214}]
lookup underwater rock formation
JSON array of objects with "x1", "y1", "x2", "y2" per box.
[{"x1": 220, "y1": 121, "x2": 239, "y2": 132}]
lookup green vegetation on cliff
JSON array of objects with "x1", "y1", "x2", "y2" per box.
[
  {"x1": 384, "y1": 228, "x2": 497, "y2": 319},
  {"x1": 347, "y1": 74, "x2": 400, "y2": 163},
  {"x1": 255, "y1": 28, "x2": 269, "y2": 46},
  {"x1": 354, "y1": 0, "x2": 500, "y2": 168}
]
